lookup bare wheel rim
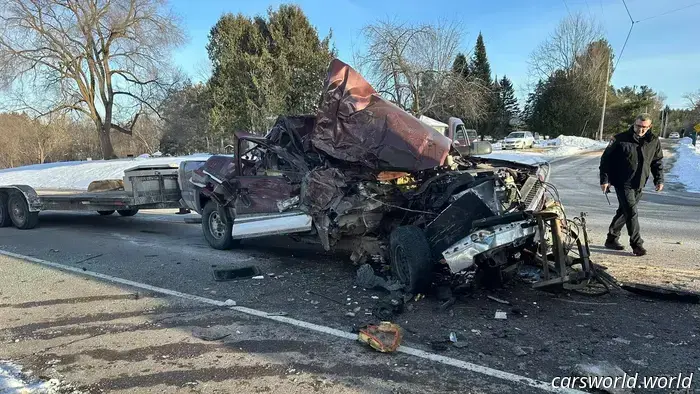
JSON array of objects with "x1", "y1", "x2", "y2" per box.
[
  {"x1": 10, "y1": 198, "x2": 25, "y2": 225},
  {"x1": 209, "y1": 211, "x2": 226, "y2": 240},
  {"x1": 393, "y1": 244, "x2": 411, "y2": 284}
]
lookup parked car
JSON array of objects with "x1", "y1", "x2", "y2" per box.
[
  {"x1": 502, "y1": 131, "x2": 536, "y2": 149},
  {"x1": 669, "y1": 132, "x2": 680, "y2": 139},
  {"x1": 182, "y1": 59, "x2": 552, "y2": 294}
]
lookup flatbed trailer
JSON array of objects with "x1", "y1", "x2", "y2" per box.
[{"x1": 0, "y1": 163, "x2": 188, "y2": 229}]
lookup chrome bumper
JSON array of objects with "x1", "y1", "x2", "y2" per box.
[{"x1": 441, "y1": 219, "x2": 537, "y2": 273}]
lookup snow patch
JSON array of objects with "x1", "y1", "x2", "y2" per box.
[
  {"x1": 0, "y1": 155, "x2": 211, "y2": 191},
  {"x1": 542, "y1": 135, "x2": 608, "y2": 157},
  {"x1": 669, "y1": 138, "x2": 700, "y2": 192},
  {"x1": 1, "y1": 360, "x2": 61, "y2": 393}
]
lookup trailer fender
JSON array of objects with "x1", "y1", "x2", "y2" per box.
[{"x1": 0, "y1": 185, "x2": 42, "y2": 212}]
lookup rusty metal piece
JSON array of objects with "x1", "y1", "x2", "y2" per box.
[{"x1": 312, "y1": 59, "x2": 452, "y2": 172}]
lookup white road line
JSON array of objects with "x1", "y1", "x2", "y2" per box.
[{"x1": 0, "y1": 249, "x2": 585, "y2": 394}]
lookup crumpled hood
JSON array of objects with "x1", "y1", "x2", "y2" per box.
[
  {"x1": 311, "y1": 59, "x2": 452, "y2": 172},
  {"x1": 504, "y1": 137, "x2": 524, "y2": 143}
]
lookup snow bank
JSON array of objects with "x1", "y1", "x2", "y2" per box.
[
  {"x1": 0, "y1": 154, "x2": 211, "y2": 191},
  {"x1": 669, "y1": 138, "x2": 700, "y2": 192},
  {"x1": 541, "y1": 135, "x2": 607, "y2": 157}
]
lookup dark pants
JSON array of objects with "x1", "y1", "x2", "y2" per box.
[{"x1": 607, "y1": 187, "x2": 643, "y2": 247}]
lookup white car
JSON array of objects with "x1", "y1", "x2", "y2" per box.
[
  {"x1": 502, "y1": 131, "x2": 536, "y2": 150},
  {"x1": 669, "y1": 132, "x2": 680, "y2": 139}
]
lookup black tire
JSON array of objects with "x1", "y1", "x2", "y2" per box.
[
  {"x1": 117, "y1": 209, "x2": 139, "y2": 217},
  {"x1": 202, "y1": 201, "x2": 237, "y2": 250},
  {"x1": 389, "y1": 225, "x2": 433, "y2": 294},
  {"x1": 8, "y1": 193, "x2": 39, "y2": 230},
  {"x1": 0, "y1": 193, "x2": 11, "y2": 227},
  {"x1": 97, "y1": 210, "x2": 115, "y2": 216}
]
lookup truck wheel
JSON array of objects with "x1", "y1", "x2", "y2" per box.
[
  {"x1": 0, "y1": 193, "x2": 11, "y2": 227},
  {"x1": 117, "y1": 209, "x2": 139, "y2": 217},
  {"x1": 8, "y1": 193, "x2": 39, "y2": 230},
  {"x1": 389, "y1": 226, "x2": 433, "y2": 294},
  {"x1": 202, "y1": 201, "x2": 237, "y2": 250},
  {"x1": 97, "y1": 210, "x2": 115, "y2": 216}
]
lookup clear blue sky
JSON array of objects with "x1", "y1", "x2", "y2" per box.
[{"x1": 171, "y1": 0, "x2": 700, "y2": 109}]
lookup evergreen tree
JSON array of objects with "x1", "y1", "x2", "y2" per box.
[
  {"x1": 470, "y1": 33, "x2": 492, "y2": 85},
  {"x1": 207, "y1": 5, "x2": 334, "y2": 137},
  {"x1": 452, "y1": 53, "x2": 469, "y2": 79},
  {"x1": 496, "y1": 75, "x2": 519, "y2": 134}
]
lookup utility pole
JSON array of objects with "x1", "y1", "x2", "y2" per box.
[{"x1": 598, "y1": 56, "x2": 611, "y2": 141}]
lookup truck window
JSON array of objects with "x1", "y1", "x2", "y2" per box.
[{"x1": 454, "y1": 124, "x2": 477, "y2": 144}]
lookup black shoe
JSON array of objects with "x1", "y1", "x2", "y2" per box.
[
  {"x1": 604, "y1": 239, "x2": 624, "y2": 250},
  {"x1": 632, "y1": 245, "x2": 647, "y2": 256}
]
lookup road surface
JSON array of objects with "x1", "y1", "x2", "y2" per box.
[{"x1": 2, "y1": 146, "x2": 699, "y2": 393}]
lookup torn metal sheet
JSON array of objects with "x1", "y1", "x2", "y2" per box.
[{"x1": 312, "y1": 59, "x2": 452, "y2": 172}]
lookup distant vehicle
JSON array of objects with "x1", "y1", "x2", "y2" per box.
[
  {"x1": 669, "y1": 132, "x2": 680, "y2": 139},
  {"x1": 502, "y1": 131, "x2": 536, "y2": 150}
]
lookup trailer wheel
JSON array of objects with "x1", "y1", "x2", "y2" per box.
[
  {"x1": 202, "y1": 201, "x2": 237, "y2": 250},
  {"x1": 8, "y1": 193, "x2": 39, "y2": 230},
  {"x1": 0, "y1": 193, "x2": 11, "y2": 227},
  {"x1": 389, "y1": 226, "x2": 433, "y2": 294},
  {"x1": 117, "y1": 209, "x2": 139, "y2": 217},
  {"x1": 97, "y1": 210, "x2": 115, "y2": 216}
]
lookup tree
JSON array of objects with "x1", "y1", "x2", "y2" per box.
[
  {"x1": 0, "y1": 0, "x2": 185, "y2": 159},
  {"x1": 266, "y1": 5, "x2": 334, "y2": 115},
  {"x1": 494, "y1": 75, "x2": 519, "y2": 135},
  {"x1": 452, "y1": 53, "x2": 469, "y2": 79},
  {"x1": 355, "y1": 19, "x2": 487, "y2": 122},
  {"x1": 160, "y1": 82, "x2": 211, "y2": 155},
  {"x1": 207, "y1": 5, "x2": 334, "y2": 138},
  {"x1": 470, "y1": 33, "x2": 491, "y2": 85},
  {"x1": 524, "y1": 14, "x2": 611, "y2": 138},
  {"x1": 529, "y1": 12, "x2": 604, "y2": 80}
]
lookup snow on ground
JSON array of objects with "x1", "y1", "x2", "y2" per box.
[
  {"x1": 1, "y1": 360, "x2": 61, "y2": 393},
  {"x1": 488, "y1": 134, "x2": 606, "y2": 163},
  {"x1": 669, "y1": 137, "x2": 700, "y2": 192},
  {"x1": 0, "y1": 154, "x2": 211, "y2": 191}
]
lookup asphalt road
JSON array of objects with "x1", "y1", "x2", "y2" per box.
[{"x1": 2, "y1": 143, "x2": 700, "y2": 393}]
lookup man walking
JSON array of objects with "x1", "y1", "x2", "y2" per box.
[{"x1": 599, "y1": 113, "x2": 664, "y2": 256}]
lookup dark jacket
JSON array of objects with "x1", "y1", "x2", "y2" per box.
[{"x1": 599, "y1": 127, "x2": 663, "y2": 189}]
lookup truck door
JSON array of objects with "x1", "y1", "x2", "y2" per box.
[{"x1": 234, "y1": 140, "x2": 300, "y2": 215}]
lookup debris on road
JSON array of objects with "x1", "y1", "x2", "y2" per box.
[
  {"x1": 621, "y1": 282, "x2": 700, "y2": 304},
  {"x1": 494, "y1": 311, "x2": 507, "y2": 320},
  {"x1": 212, "y1": 266, "x2": 262, "y2": 281},
  {"x1": 223, "y1": 299, "x2": 236, "y2": 306},
  {"x1": 355, "y1": 264, "x2": 403, "y2": 292},
  {"x1": 572, "y1": 361, "x2": 630, "y2": 394},
  {"x1": 192, "y1": 326, "x2": 231, "y2": 341},
  {"x1": 252, "y1": 275, "x2": 265, "y2": 280},
  {"x1": 358, "y1": 322, "x2": 403, "y2": 353},
  {"x1": 487, "y1": 295, "x2": 511, "y2": 305},
  {"x1": 513, "y1": 346, "x2": 534, "y2": 356}
]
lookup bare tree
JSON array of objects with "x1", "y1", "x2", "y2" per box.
[
  {"x1": 0, "y1": 0, "x2": 185, "y2": 159},
  {"x1": 354, "y1": 19, "x2": 486, "y2": 120},
  {"x1": 684, "y1": 90, "x2": 700, "y2": 109},
  {"x1": 529, "y1": 12, "x2": 604, "y2": 80}
]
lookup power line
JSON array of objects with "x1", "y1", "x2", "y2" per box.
[
  {"x1": 621, "y1": 0, "x2": 635, "y2": 23},
  {"x1": 614, "y1": 24, "x2": 634, "y2": 71},
  {"x1": 635, "y1": 1, "x2": 700, "y2": 23},
  {"x1": 562, "y1": 0, "x2": 572, "y2": 15}
]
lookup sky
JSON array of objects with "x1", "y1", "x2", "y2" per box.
[{"x1": 170, "y1": 0, "x2": 700, "y2": 109}]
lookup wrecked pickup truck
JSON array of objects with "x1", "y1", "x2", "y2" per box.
[{"x1": 181, "y1": 59, "x2": 552, "y2": 294}]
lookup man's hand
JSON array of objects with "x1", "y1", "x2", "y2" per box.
[
  {"x1": 601, "y1": 183, "x2": 610, "y2": 193},
  {"x1": 656, "y1": 183, "x2": 664, "y2": 192}
]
